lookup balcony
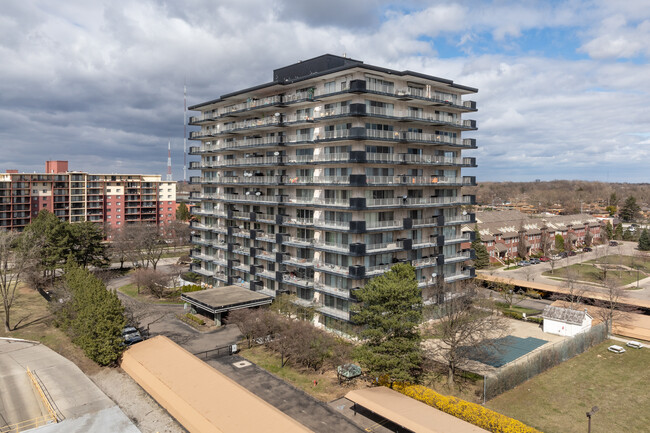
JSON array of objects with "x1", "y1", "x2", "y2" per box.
[
  {"x1": 282, "y1": 256, "x2": 314, "y2": 267},
  {"x1": 444, "y1": 250, "x2": 473, "y2": 264},
  {"x1": 365, "y1": 263, "x2": 393, "y2": 276},
  {"x1": 314, "y1": 240, "x2": 349, "y2": 253},
  {"x1": 313, "y1": 219, "x2": 350, "y2": 230},
  {"x1": 314, "y1": 261, "x2": 349, "y2": 276},
  {"x1": 315, "y1": 283, "x2": 350, "y2": 299},
  {"x1": 366, "y1": 240, "x2": 404, "y2": 253},
  {"x1": 282, "y1": 273, "x2": 314, "y2": 288},
  {"x1": 317, "y1": 305, "x2": 350, "y2": 321},
  {"x1": 283, "y1": 236, "x2": 314, "y2": 247},
  {"x1": 412, "y1": 256, "x2": 438, "y2": 268},
  {"x1": 221, "y1": 193, "x2": 279, "y2": 204},
  {"x1": 444, "y1": 270, "x2": 474, "y2": 283},
  {"x1": 366, "y1": 195, "x2": 473, "y2": 208}
]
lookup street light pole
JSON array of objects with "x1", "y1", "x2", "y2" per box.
[{"x1": 587, "y1": 406, "x2": 599, "y2": 433}]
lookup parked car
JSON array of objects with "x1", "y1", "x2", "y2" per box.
[
  {"x1": 608, "y1": 345, "x2": 626, "y2": 354},
  {"x1": 626, "y1": 341, "x2": 643, "y2": 349},
  {"x1": 540, "y1": 256, "x2": 550, "y2": 262},
  {"x1": 559, "y1": 252, "x2": 568, "y2": 258},
  {"x1": 517, "y1": 260, "x2": 531, "y2": 267},
  {"x1": 568, "y1": 251, "x2": 577, "y2": 256},
  {"x1": 122, "y1": 326, "x2": 143, "y2": 346},
  {"x1": 583, "y1": 247, "x2": 592, "y2": 252},
  {"x1": 609, "y1": 241, "x2": 618, "y2": 246},
  {"x1": 529, "y1": 258, "x2": 541, "y2": 264}
]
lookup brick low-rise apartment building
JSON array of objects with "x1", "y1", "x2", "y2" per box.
[
  {"x1": 188, "y1": 54, "x2": 478, "y2": 328},
  {"x1": 462, "y1": 210, "x2": 603, "y2": 263},
  {"x1": 0, "y1": 160, "x2": 176, "y2": 231}
]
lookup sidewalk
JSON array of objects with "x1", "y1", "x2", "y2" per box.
[{"x1": 206, "y1": 355, "x2": 364, "y2": 433}]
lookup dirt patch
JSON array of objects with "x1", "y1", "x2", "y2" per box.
[{"x1": 90, "y1": 368, "x2": 186, "y2": 433}]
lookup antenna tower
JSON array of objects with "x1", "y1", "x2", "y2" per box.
[
  {"x1": 166, "y1": 139, "x2": 173, "y2": 181},
  {"x1": 183, "y1": 83, "x2": 187, "y2": 182}
]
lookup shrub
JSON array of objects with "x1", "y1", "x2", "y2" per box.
[
  {"x1": 185, "y1": 313, "x2": 205, "y2": 326},
  {"x1": 383, "y1": 380, "x2": 542, "y2": 433},
  {"x1": 181, "y1": 284, "x2": 203, "y2": 293}
]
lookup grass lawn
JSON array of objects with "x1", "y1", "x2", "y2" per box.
[
  {"x1": 118, "y1": 283, "x2": 184, "y2": 304},
  {"x1": 588, "y1": 255, "x2": 650, "y2": 273},
  {"x1": 543, "y1": 263, "x2": 640, "y2": 286},
  {"x1": 239, "y1": 345, "x2": 361, "y2": 402},
  {"x1": 0, "y1": 285, "x2": 100, "y2": 375},
  {"x1": 495, "y1": 302, "x2": 542, "y2": 316},
  {"x1": 487, "y1": 340, "x2": 650, "y2": 433}
]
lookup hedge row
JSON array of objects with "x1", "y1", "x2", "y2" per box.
[
  {"x1": 385, "y1": 381, "x2": 542, "y2": 433},
  {"x1": 184, "y1": 313, "x2": 205, "y2": 326},
  {"x1": 501, "y1": 310, "x2": 543, "y2": 324},
  {"x1": 181, "y1": 284, "x2": 203, "y2": 293}
]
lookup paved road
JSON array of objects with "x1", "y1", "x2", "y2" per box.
[
  {"x1": 207, "y1": 355, "x2": 364, "y2": 433},
  {"x1": 0, "y1": 339, "x2": 138, "y2": 432},
  {"x1": 107, "y1": 263, "x2": 242, "y2": 352},
  {"x1": 483, "y1": 241, "x2": 650, "y2": 301}
]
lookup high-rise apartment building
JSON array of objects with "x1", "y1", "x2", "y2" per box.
[
  {"x1": 188, "y1": 55, "x2": 477, "y2": 329},
  {"x1": 0, "y1": 160, "x2": 176, "y2": 231}
]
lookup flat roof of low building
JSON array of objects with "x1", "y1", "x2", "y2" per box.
[
  {"x1": 121, "y1": 336, "x2": 312, "y2": 433},
  {"x1": 181, "y1": 285, "x2": 272, "y2": 314},
  {"x1": 345, "y1": 387, "x2": 489, "y2": 433}
]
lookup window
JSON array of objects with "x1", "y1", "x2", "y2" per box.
[
  {"x1": 117, "y1": 215, "x2": 121, "y2": 219},
  {"x1": 324, "y1": 81, "x2": 336, "y2": 94}
]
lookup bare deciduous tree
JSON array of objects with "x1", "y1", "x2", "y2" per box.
[
  {"x1": 425, "y1": 285, "x2": 509, "y2": 387},
  {"x1": 552, "y1": 268, "x2": 586, "y2": 309},
  {"x1": 0, "y1": 231, "x2": 42, "y2": 331},
  {"x1": 133, "y1": 267, "x2": 174, "y2": 298}
]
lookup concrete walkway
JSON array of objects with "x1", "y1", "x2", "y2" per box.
[
  {"x1": 207, "y1": 354, "x2": 364, "y2": 433},
  {"x1": 0, "y1": 338, "x2": 139, "y2": 433}
]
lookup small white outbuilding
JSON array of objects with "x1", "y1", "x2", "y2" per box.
[{"x1": 542, "y1": 305, "x2": 592, "y2": 337}]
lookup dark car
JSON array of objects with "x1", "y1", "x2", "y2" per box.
[
  {"x1": 122, "y1": 326, "x2": 143, "y2": 346},
  {"x1": 529, "y1": 258, "x2": 541, "y2": 264},
  {"x1": 559, "y1": 252, "x2": 568, "y2": 258},
  {"x1": 568, "y1": 251, "x2": 577, "y2": 256},
  {"x1": 583, "y1": 247, "x2": 592, "y2": 252},
  {"x1": 609, "y1": 241, "x2": 618, "y2": 246}
]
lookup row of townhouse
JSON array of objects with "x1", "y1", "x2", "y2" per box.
[{"x1": 461, "y1": 210, "x2": 603, "y2": 263}]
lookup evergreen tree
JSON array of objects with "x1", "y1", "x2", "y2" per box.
[
  {"x1": 176, "y1": 202, "x2": 190, "y2": 221},
  {"x1": 471, "y1": 225, "x2": 489, "y2": 269},
  {"x1": 554, "y1": 234, "x2": 564, "y2": 252},
  {"x1": 58, "y1": 264, "x2": 125, "y2": 366},
  {"x1": 23, "y1": 210, "x2": 69, "y2": 279},
  {"x1": 604, "y1": 221, "x2": 613, "y2": 241},
  {"x1": 68, "y1": 222, "x2": 109, "y2": 268},
  {"x1": 619, "y1": 196, "x2": 640, "y2": 222},
  {"x1": 584, "y1": 229, "x2": 593, "y2": 247},
  {"x1": 614, "y1": 223, "x2": 624, "y2": 241},
  {"x1": 639, "y1": 229, "x2": 650, "y2": 251},
  {"x1": 353, "y1": 263, "x2": 422, "y2": 384}
]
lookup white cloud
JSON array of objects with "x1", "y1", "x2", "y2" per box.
[{"x1": 0, "y1": 0, "x2": 648, "y2": 182}]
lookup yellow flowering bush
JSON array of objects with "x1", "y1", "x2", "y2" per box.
[{"x1": 380, "y1": 379, "x2": 541, "y2": 433}]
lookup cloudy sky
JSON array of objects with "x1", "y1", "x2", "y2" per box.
[{"x1": 2, "y1": 0, "x2": 649, "y2": 182}]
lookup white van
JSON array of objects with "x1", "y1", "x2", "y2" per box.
[{"x1": 608, "y1": 345, "x2": 626, "y2": 354}]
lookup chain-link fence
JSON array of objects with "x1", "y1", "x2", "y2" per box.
[{"x1": 485, "y1": 320, "x2": 609, "y2": 400}]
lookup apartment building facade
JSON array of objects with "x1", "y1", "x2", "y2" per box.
[
  {"x1": 188, "y1": 55, "x2": 478, "y2": 329},
  {"x1": 0, "y1": 160, "x2": 176, "y2": 231}
]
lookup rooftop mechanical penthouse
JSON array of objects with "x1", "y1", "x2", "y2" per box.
[{"x1": 188, "y1": 54, "x2": 478, "y2": 328}]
